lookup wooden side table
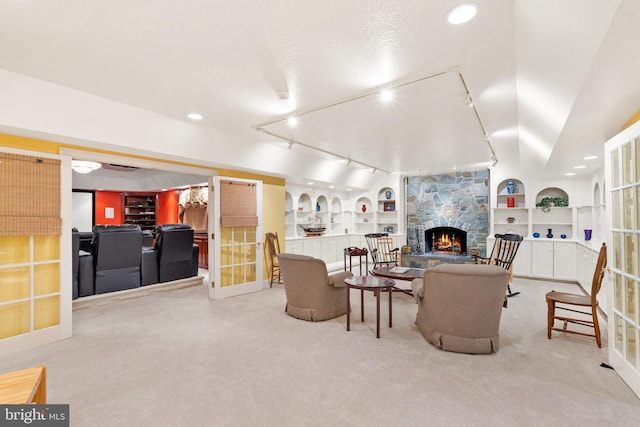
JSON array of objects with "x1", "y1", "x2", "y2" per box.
[
  {"x1": 0, "y1": 366, "x2": 46, "y2": 404},
  {"x1": 344, "y1": 247, "x2": 369, "y2": 275},
  {"x1": 345, "y1": 276, "x2": 395, "y2": 338}
]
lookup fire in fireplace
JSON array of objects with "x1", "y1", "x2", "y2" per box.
[{"x1": 425, "y1": 227, "x2": 467, "y2": 255}]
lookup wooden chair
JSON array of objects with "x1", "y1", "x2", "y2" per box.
[
  {"x1": 546, "y1": 242, "x2": 607, "y2": 347},
  {"x1": 474, "y1": 233, "x2": 523, "y2": 305},
  {"x1": 364, "y1": 233, "x2": 399, "y2": 270},
  {"x1": 265, "y1": 232, "x2": 281, "y2": 287}
]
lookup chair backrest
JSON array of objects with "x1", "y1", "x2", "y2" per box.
[
  {"x1": 591, "y1": 243, "x2": 607, "y2": 303},
  {"x1": 92, "y1": 224, "x2": 142, "y2": 271},
  {"x1": 154, "y1": 223, "x2": 197, "y2": 282},
  {"x1": 364, "y1": 233, "x2": 398, "y2": 266},
  {"x1": 265, "y1": 232, "x2": 280, "y2": 261},
  {"x1": 487, "y1": 233, "x2": 523, "y2": 271}
]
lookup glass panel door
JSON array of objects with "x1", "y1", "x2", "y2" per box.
[
  {"x1": 209, "y1": 176, "x2": 263, "y2": 299},
  {"x1": 606, "y1": 126, "x2": 640, "y2": 398}
]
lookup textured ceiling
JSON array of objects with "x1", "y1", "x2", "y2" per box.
[{"x1": 0, "y1": 0, "x2": 638, "y2": 188}]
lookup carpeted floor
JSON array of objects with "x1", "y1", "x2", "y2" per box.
[{"x1": 1, "y1": 276, "x2": 639, "y2": 426}]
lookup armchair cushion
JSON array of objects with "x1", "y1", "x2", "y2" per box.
[{"x1": 277, "y1": 253, "x2": 353, "y2": 321}]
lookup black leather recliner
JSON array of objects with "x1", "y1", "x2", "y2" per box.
[
  {"x1": 155, "y1": 224, "x2": 199, "y2": 283},
  {"x1": 91, "y1": 224, "x2": 143, "y2": 294},
  {"x1": 72, "y1": 228, "x2": 94, "y2": 298}
]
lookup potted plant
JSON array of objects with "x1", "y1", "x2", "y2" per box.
[{"x1": 536, "y1": 197, "x2": 568, "y2": 213}]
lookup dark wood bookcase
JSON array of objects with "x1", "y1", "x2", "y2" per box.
[{"x1": 122, "y1": 193, "x2": 157, "y2": 232}]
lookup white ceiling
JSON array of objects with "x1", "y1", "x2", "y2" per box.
[{"x1": 1, "y1": 0, "x2": 639, "y2": 188}]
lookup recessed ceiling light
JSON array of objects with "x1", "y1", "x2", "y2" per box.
[
  {"x1": 574, "y1": 165, "x2": 586, "y2": 169},
  {"x1": 565, "y1": 172, "x2": 576, "y2": 176},
  {"x1": 346, "y1": 188, "x2": 352, "y2": 192},
  {"x1": 380, "y1": 89, "x2": 393, "y2": 102},
  {"x1": 307, "y1": 182, "x2": 313, "y2": 185},
  {"x1": 583, "y1": 155, "x2": 598, "y2": 160},
  {"x1": 187, "y1": 113, "x2": 203, "y2": 120},
  {"x1": 288, "y1": 116, "x2": 298, "y2": 127},
  {"x1": 447, "y1": 3, "x2": 477, "y2": 25}
]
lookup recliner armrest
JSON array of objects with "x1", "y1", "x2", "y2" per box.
[
  {"x1": 328, "y1": 271, "x2": 353, "y2": 287},
  {"x1": 411, "y1": 278, "x2": 424, "y2": 303}
]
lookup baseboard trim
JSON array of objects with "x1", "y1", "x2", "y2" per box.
[{"x1": 72, "y1": 275, "x2": 204, "y2": 311}]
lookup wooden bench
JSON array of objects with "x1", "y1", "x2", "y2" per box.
[{"x1": 0, "y1": 366, "x2": 46, "y2": 404}]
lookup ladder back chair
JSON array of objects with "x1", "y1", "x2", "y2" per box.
[
  {"x1": 546, "y1": 242, "x2": 607, "y2": 347},
  {"x1": 364, "y1": 233, "x2": 399, "y2": 270},
  {"x1": 265, "y1": 232, "x2": 282, "y2": 287}
]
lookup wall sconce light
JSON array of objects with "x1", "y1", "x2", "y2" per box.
[{"x1": 72, "y1": 160, "x2": 102, "y2": 174}]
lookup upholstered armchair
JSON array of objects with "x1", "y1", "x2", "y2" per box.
[
  {"x1": 277, "y1": 253, "x2": 353, "y2": 321},
  {"x1": 411, "y1": 263, "x2": 510, "y2": 354}
]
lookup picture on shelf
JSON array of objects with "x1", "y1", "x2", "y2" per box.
[{"x1": 383, "y1": 201, "x2": 395, "y2": 212}]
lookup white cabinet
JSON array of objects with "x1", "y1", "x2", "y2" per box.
[
  {"x1": 553, "y1": 242, "x2": 576, "y2": 281},
  {"x1": 303, "y1": 237, "x2": 322, "y2": 259},
  {"x1": 531, "y1": 241, "x2": 554, "y2": 278},
  {"x1": 531, "y1": 241, "x2": 576, "y2": 280},
  {"x1": 322, "y1": 236, "x2": 338, "y2": 263},
  {"x1": 285, "y1": 238, "x2": 303, "y2": 255},
  {"x1": 512, "y1": 240, "x2": 531, "y2": 277}
]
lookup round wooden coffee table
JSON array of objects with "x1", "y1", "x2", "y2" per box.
[{"x1": 344, "y1": 276, "x2": 395, "y2": 338}]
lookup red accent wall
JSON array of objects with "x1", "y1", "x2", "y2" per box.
[
  {"x1": 157, "y1": 190, "x2": 180, "y2": 225},
  {"x1": 95, "y1": 191, "x2": 123, "y2": 224},
  {"x1": 94, "y1": 190, "x2": 180, "y2": 226}
]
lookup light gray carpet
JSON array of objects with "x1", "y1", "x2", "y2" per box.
[{"x1": 1, "y1": 277, "x2": 639, "y2": 426}]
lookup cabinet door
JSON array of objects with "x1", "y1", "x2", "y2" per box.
[
  {"x1": 303, "y1": 237, "x2": 322, "y2": 259},
  {"x1": 512, "y1": 240, "x2": 531, "y2": 277},
  {"x1": 322, "y1": 237, "x2": 337, "y2": 263},
  {"x1": 285, "y1": 239, "x2": 303, "y2": 255},
  {"x1": 531, "y1": 241, "x2": 554, "y2": 279},
  {"x1": 553, "y1": 242, "x2": 576, "y2": 281}
]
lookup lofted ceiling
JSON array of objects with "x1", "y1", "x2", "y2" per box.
[{"x1": 1, "y1": 0, "x2": 639, "y2": 188}]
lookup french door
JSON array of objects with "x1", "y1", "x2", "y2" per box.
[
  {"x1": 605, "y1": 120, "x2": 640, "y2": 397},
  {"x1": 208, "y1": 176, "x2": 263, "y2": 299}
]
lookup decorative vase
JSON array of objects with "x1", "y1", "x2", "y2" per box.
[
  {"x1": 316, "y1": 202, "x2": 320, "y2": 212},
  {"x1": 385, "y1": 190, "x2": 392, "y2": 200},
  {"x1": 560, "y1": 234, "x2": 567, "y2": 239},
  {"x1": 507, "y1": 180, "x2": 515, "y2": 194},
  {"x1": 361, "y1": 204, "x2": 367, "y2": 213},
  {"x1": 546, "y1": 228, "x2": 553, "y2": 239},
  {"x1": 584, "y1": 229, "x2": 592, "y2": 241},
  {"x1": 507, "y1": 197, "x2": 515, "y2": 208},
  {"x1": 533, "y1": 232, "x2": 540, "y2": 238}
]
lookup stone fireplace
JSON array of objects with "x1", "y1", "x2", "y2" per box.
[{"x1": 405, "y1": 170, "x2": 490, "y2": 266}]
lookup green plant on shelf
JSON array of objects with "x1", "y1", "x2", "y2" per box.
[{"x1": 536, "y1": 197, "x2": 568, "y2": 213}]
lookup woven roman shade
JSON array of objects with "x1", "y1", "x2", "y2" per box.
[
  {"x1": 0, "y1": 152, "x2": 61, "y2": 235},
  {"x1": 220, "y1": 180, "x2": 258, "y2": 227}
]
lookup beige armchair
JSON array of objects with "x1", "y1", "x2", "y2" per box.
[
  {"x1": 277, "y1": 253, "x2": 353, "y2": 321},
  {"x1": 411, "y1": 263, "x2": 510, "y2": 354}
]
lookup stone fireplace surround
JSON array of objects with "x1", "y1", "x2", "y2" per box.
[{"x1": 405, "y1": 170, "x2": 490, "y2": 266}]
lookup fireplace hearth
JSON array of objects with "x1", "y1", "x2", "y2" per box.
[{"x1": 425, "y1": 227, "x2": 467, "y2": 255}]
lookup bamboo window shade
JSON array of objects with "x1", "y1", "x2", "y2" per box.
[
  {"x1": 0, "y1": 153, "x2": 61, "y2": 235},
  {"x1": 219, "y1": 180, "x2": 258, "y2": 227}
]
